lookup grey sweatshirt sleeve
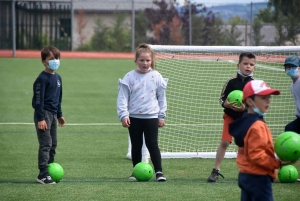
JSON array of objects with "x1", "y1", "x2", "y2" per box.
[
  {"x1": 157, "y1": 78, "x2": 168, "y2": 120},
  {"x1": 117, "y1": 79, "x2": 130, "y2": 121}
]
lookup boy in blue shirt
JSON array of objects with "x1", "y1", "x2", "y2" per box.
[{"x1": 32, "y1": 46, "x2": 66, "y2": 184}]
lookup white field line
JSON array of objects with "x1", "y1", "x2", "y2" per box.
[{"x1": 0, "y1": 122, "x2": 286, "y2": 126}]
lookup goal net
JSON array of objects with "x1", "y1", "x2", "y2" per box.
[{"x1": 127, "y1": 46, "x2": 300, "y2": 159}]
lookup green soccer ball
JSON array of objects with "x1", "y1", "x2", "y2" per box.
[
  {"x1": 48, "y1": 163, "x2": 64, "y2": 183},
  {"x1": 278, "y1": 165, "x2": 299, "y2": 183},
  {"x1": 274, "y1": 131, "x2": 300, "y2": 162},
  {"x1": 228, "y1": 90, "x2": 243, "y2": 107},
  {"x1": 133, "y1": 162, "x2": 154, "y2": 181}
]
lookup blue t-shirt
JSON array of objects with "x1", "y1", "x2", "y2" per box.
[{"x1": 32, "y1": 71, "x2": 63, "y2": 121}]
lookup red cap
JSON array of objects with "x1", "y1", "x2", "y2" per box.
[{"x1": 243, "y1": 80, "x2": 280, "y2": 101}]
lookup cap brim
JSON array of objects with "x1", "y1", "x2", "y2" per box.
[
  {"x1": 257, "y1": 89, "x2": 280, "y2": 96},
  {"x1": 283, "y1": 63, "x2": 298, "y2": 67}
]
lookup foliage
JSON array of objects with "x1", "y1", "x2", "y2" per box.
[
  {"x1": 223, "y1": 16, "x2": 244, "y2": 45},
  {"x1": 42, "y1": 33, "x2": 49, "y2": 48},
  {"x1": 144, "y1": 0, "x2": 181, "y2": 45},
  {"x1": 178, "y1": 2, "x2": 206, "y2": 45},
  {"x1": 134, "y1": 11, "x2": 150, "y2": 46},
  {"x1": 78, "y1": 13, "x2": 131, "y2": 52},
  {"x1": 255, "y1": 7, "x2": 274, "y2": 23},
  {"x1": 273, "y1": 12, "x2": 288, "y2": 45},
  {"x1": 142, "y1": 0, "x2": 225, "y2": 46},
  {"x1": 76, "y1": 10, "x2": 88, "y2": 47},
  {"x1": 257, "y1": 0, "x2": 300, "y2": 45},
  {"x1": 268, "y1": 0, "x2": 300, "y2": 20},
  {"x1": 190, "y1": 15, "x2": 206, "y2": 45},
  {"x1": 207, "y1": 14, "x2": 224, "y2": 46},
  {"x1": 251, "y1": 18, "x2": 265, "y2": 46}
]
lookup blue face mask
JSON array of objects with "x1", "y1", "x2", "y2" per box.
[
  {"x1": 253, "y1": 107, "x2": 266, "y2": 116},
  {"x1": 250, "y1": 99, "x2": 266, "y2": 116},
  {"x1": 286, "y1": 67, "x2": 298, "y2": 78},
  {"x1": 47, "y1": 59, "x2": 60, "y2": 71}
]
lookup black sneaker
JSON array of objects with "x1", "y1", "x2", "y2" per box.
[
  {"x1": 129, "y1": 174, "x2": 136, "y2": 181},
  {"x1": 207, "y1": 168, "x2": 224, "y2": 182},
  {"x1": 37, "y1": 172, "x2": 56, "y2": 184},
  {"x1": 156, "y1": 172, "x2": 166, "y2": 182}
]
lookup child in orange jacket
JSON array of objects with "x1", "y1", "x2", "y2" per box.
[{"x1": 229, "y1": 80, "x2": 292, "y2": 201}]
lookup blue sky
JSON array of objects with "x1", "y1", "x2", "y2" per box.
[{"x1": 179, "y1": 0, "x2": 268, "y2": 7}]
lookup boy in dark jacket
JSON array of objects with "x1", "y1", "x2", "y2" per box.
[
  {"x1": 208, "y1": 52, "x2": 255, "y2": 182},
  {"x1": 32, "y1": 46, "x2": 66, "y2": 184}
]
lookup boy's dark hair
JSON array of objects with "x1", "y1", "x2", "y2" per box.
[
  {"x1": 41, "y1": 46, "x2": 60, "y2": 61},
  {"x1": 239, "y1": 52, "x2": 256, "y2": 63}
]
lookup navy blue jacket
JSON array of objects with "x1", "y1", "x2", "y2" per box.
[
  {"x1": 229, "y1": 113, "x2": 264, "y2": 147},
  {"x1": 32, "y1": 71, "x2": 63, "y2": 121}
]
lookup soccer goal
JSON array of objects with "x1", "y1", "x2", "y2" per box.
[{"x1": 127, "y1": 46, "x2": 300, "y2": 159}]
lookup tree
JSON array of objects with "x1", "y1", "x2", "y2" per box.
[
  {"x1": 273, "y1": 12, "x2": 288, "y2": 45},
  {"x1": 135, "y1": 0, "x2": 226, "y2": 46},
  {"x1": 256, "y1": 0, "x2": 300, "y2": 45},
  {"x1": 134, "y1": 11, "x2": 150, "y2": 46},
  {"x1": 81, "y1": 13, "x2": 130, "y2": 52},
  {"x1": 251, "y1": 18, "x2": 265, "y2": 46},
  {"x1": 223, "y1": 16, "x2": 244, "y2": 45},
  {"x1": 267, "y1": 0, "x2": 300, "y2": 20},
  {"x1": 177, "y1": 2, "x2": 206, "y2": 45},
  {"x1": 168, "y1": 15, "x2": 185, "y2": 45},
  {"x1": 76, "y1": 10, "x2": 88, "y2": 47},
  {"x1": 144, "y1": 0, "x2": 183, "y2": 45},
  {"x1": 255, "y1": 7, "x2": 274, "y2": 23}
]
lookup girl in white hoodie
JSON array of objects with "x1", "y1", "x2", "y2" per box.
[{"x1": 117, "y1": 43, "x2": 167, "y2": 182}]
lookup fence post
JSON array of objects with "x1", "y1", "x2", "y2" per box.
[
  {"x1": 12, "y1": 0, "x2": 16, "y2": 57},
  {"x1": 71, "y1": 0, "x2": 74, "y2": 51},
  {"x1": 131, "y1": 0, "x2": 135, "y2": 53},
  {"x1": 249, "y1": 2, "x2": 253, "y2": 46},
  {"x1": 189, "y1": 0, "x2": 192, "y2": 46}
]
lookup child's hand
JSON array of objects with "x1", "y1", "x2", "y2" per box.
[
  {"x1": 38, "y1": 120, "x2": 47, "y2": 131},
  {"x1": 158, "y1": 120, "x2": 165, "y2": 127},
  {"x1": 58, "y1": 117, "x2": 66, "y2": 127},
  {"x1": 224, "y1": 97, "x2": 237, "y2": 109},
  {"x1": 122, "y1": 118, "x2": 130, "y2": 128},
  {"x1": 231, "y1": 102, "x2": 245, "y2": 112},
  {"x1": 224, "y1": 97, "x2": 245, "y2": 112}
]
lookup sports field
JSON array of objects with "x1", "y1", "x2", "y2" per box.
[{"x1": 0, "y1": 58, "x2": 299, "y2": 201}]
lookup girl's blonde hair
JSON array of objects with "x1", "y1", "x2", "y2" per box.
[{"x1": 135, "y1": 43, "x2": 155, "y2": 70}]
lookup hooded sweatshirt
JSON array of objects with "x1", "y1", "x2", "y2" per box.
[{"x1": 229, "y1": 113, "x2": 281, "y2": 181}]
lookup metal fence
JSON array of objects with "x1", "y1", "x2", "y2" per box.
[
  {"x1": 0, "y1": 0, "x2": 71, "y2": 51},
  {"x1": 1, "y1": 0, "x2": 299, "y2": 53}
]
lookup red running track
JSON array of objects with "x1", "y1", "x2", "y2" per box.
[{"x1": 0, "y1": 50, "x2": 134, "y2": 59}]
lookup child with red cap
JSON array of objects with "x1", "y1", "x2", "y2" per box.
[{"x1": 229, "y1": 80, "x2": 293, "y2": 201}]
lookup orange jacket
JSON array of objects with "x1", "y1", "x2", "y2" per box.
[{"x1": 236, "y1": 120, "x2": 281, "y2": 180}]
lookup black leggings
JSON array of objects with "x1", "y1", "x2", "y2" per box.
[{"x1": 128, "y1": 117, "x2": 162, "y2": 173}]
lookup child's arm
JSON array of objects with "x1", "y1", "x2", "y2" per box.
[
  {"x1": 117, "y1": 79, "x2": 130, "y2": 122},
  {"x1": 157, "y1": 77, "x2": 168, "y2": 121},
  {"x1": 33, "y1": 77, "x2": 47, "y2": 131},
  {"x1": 57, "y1": 77, "x2": 63, "y2": 119},
  {"x1": 245, "y1": 122, "x2": 281, "y2": 170}
]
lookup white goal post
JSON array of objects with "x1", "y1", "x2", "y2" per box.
[{"x1": 127, "y1": 46, "x2": 300, "y2": 159}]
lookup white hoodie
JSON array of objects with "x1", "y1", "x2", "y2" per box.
[{"x1": 117, "y1": 70, "x2": 168, "y2": 121}]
